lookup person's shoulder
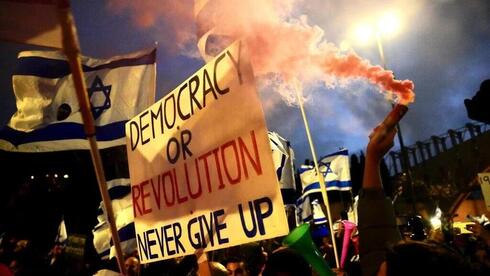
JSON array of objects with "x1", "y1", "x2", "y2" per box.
[{"x1": 359, "y1": 188, "x2": 385, "y2": 199}]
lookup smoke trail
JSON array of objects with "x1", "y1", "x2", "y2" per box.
[
  {"x1": 107, "y1": 0, "x2": 195, "y2": 53},
  {"x1": 108, "y1": 0, "x2": 415, "y2": 104}
]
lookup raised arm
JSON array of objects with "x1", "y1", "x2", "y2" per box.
[
  {"x1": 362, "y1": 124, "x2": 397, "y2": 190},
  {"x1": 358, "y1": 123, "x2": 401, "y2": 276}
]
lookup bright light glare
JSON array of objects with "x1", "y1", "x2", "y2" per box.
[
  {"x1": 431, "y1": 206, "x2": 442, "y2": 229},
  {"x1": 377, "y1": 12, "x2": 400, "y2": 35},
  {"x1": 430, "y1": 217, "x2": 441, "y2": 229},
  {"x1": 355, "y1": 24, "x2": 373, "y2": 44}
]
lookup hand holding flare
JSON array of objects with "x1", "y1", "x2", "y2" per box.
[{"x1": 368, "y1": 104, "x2": 408, "y2": 159}]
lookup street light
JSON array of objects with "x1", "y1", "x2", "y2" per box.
[
  {"x1": 353, "y1": 11, "x2": 417, "y2": 214},
  {"x1": 353, "y1": 11, "x2": 402, "y2": 68}
]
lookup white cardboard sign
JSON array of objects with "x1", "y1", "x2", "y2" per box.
[{"x1": 125, "y1": 41, "x2": 288, "y2": 263}]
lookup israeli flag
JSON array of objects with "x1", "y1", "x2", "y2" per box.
[
  {"x1": 300, "y1": 149, "x2": 352, "y2": 196},
  {"x1": 268, "y1": 131, "x2": 296, "y2": 190},
  {"x1": 296, "y1": 194, "x2": 312, "y2": 225},
  {"x1": 92, "y1": 178, "x2": 136, "y2": 260},
  {"x1": 312, "y1": 199, "x2": 327, "y2": 225},
  {"x1": 0, "y1": 48, "x2": 156, "y2": 152}
]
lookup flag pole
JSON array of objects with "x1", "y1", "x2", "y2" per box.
[
  {"x1": 293, "y1": 79, "x2": 340, "y2": 268},
  {"x1": 56, "y1": 1, "x2": 127, "y2": 274},
  {"x1": 349, "y1": 190, "x2": 357, "y2": 223}
]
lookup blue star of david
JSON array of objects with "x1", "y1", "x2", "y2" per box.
[
  {"x1": 320, "y1": 161, "x2": 334, "y2": 175},
  {"x1": 87, "y1": 75, "x2": 111, "y2": 120}
]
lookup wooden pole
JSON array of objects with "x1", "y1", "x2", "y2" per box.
[
  {"x1": 293, "y1": 79, "x2": 340, "y2": 268},
  {"x1": 56, "y1": 1, "x2": 127, "y2": 274}
]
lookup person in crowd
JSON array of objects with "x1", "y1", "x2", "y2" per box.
[
  {"x1": 240, "y1": 242, "x2": 267, "y2": 276},
  {"x1": 209, "y1": 261, "x2": 229, "y2": 276},
  {"x1": 124, "y1": 256, "x2": 140, "y2": 276},
  {"x1": 466, "y1": 222, "x2": 490, "y2": 247},
  {"x1": 358, "y1": 120, "x2": 480, "y2": 275},
  {"x1": 262, "y1": 248, "x2": 311, "y2": 276},
  {"x1": 465, "y1": 221, "x2": 490, "y2": 270},
  {"x1": 222, "y1": 256, "x2": 247, "y2": 276}
]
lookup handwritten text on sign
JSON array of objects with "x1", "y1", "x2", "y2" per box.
[{"x1": 125, "y1": 41, "x2": 288, "y2": 263}]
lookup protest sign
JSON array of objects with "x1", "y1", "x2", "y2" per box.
[
  {"x1": 125, "y1": 41, "x2": 288, "y2": 263},
  {"x1": 478, "y1": 172, "x2": 490, "y2": 211}
]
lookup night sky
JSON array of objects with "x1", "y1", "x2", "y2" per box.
[{"x1": 0, "y1": 0, "x2": 489, "y2": 165}]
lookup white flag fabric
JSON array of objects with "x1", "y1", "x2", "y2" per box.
[
  {"x1": 312, "y1": 199, "x2": 327, "y2": 225},
  {"x1": 295, "y1": 194, "x2": 312, "y2": 225},
  {"x1": 0, "y1": 0, "x2": 63, "y2": 48},
  {"x1": 194, "y1": 0, "x2": 233, "y2": 62},
  {"x1": 300, "y1": 149, "x2": 352, "y2": 196},
  {"x1": 0, "y1": 48, "x2": 156, "y2": 152},
  {"x1": 268, "y1": 131, "x2": 296, "y2": 190},
  {"x1": 55, "y1": 217, "x2": 68, "y2": 244},
  {"x1": 92, "y1": 178, "x2": 136, "y2": 260}
]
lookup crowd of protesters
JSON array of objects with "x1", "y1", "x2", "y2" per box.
[{"x1": 1, "y1": 119, "x2": 490, "y2": 276}]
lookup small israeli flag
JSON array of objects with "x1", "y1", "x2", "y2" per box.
[
  {"x1": 268, "y1": 131, "x2": 296, "y2": 190},
  {"x1": 300, "y1": 149, "x2": 352, "y2": 197},
  {"x1": 92, "y1": 178, "x2": 136, "y2": 260}
]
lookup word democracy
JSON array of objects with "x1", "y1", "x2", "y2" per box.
[{"x1": 129, "y1": 49, "x2": 241, "y2": 151}]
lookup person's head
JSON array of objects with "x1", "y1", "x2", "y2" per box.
[
  {"x1": 240, "y1": 242, "x2": 267, "y2": 276},
  {"x1": 210, "y1": 261, "x2": 229, "y2": 276},
  {"x1": 223, "y1": 257, "x2": 246, "y2": 276},
  {"x1": 262, "y1": 248, "x2": 311, "y2": 276},
  {"x1": 124, "y1": 256, "x2": 140, "y2": 276},
  {"x1": 376, "y1": 241, "x2": 473, "y2": 276}
]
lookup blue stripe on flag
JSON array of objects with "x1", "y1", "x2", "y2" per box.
[
  {"x1": 320, "y1": 148, "x2": 349, "y2": 159},
  {"x1": 109, "y1": 223, "x2": 135, "y2": 246},
  {"x1": 0, "y1": 121, "x2": 127, "y2": 146},
  {"x1": 99, "y1": 248, "x2": 110, "y2": 259},
  {"x1": 302, "y1": 215, "x2": 313, "y2": 223},
  {"x1": 314, "y1": 217, "x2": 327, "y2": 224},
  {"x1": 303, "y1": 182, "x2": 321, "y2": 193},
  {"x1": 277, "y1": 154, "x2": 286, "y2": 180},
  {"x1": 108, "y1": 185, "x2": 131, "y2": 201},
  {"x1": 303, "y1": 180, "x2": 352, "y2": 193},
  {"x1": 327, "y1": 180, "x2": 352, "y2": 189},
  {"x1": 14, "y1": 49, "x2": 156, "y2": 78}
]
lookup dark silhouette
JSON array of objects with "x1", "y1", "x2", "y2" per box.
[{"x1": 464, "y1": 79, "x2": 490, "y2": 123}]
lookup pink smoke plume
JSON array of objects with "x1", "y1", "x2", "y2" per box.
[
  {"x1": 107, "y1": 0, "x2": 195, "y2": 53},
  {"x1": 108, "y1": 0, "x2": 415, "y2": 105}
]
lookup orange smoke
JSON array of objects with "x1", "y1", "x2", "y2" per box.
[
  {"x1": 108, "y1": 0, "x2": 415, "y2": 104},
  {"x1": 320, "y1": 54, "x2": 415, "y2": 104},
  {"x1": 239, "y1": 17, "x2": 415, "y2": 104}
]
